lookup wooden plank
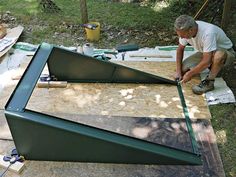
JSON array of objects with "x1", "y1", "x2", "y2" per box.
[
  {"x1": 37, "y1": 81, "x2": 68, "y2": 88},
  {"x1": 0, "y1": 24, "x2": 7, "y2": 38},
  {"x1": 0, "y1": 25, "x2": 24, "y2": 58},
  {"x1": 129, "y1": 54, "x2": 172, "y2": 58}
]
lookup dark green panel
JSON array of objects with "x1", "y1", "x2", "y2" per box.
[
  {"x1": 5, "y1": 110, "x2": 202, "y2": 165},
  {"x1": 48, "y1": 48, "x2": 115, "y2": 82},
  {"x1": 47, "y1": 47, "x2": 176, "y2": 84}
]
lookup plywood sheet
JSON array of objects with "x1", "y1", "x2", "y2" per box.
[
  {"x1": 182, "y1": 77, "x2": 211, "y2": 119},
  {"x1": 112, "y1": 61, "x2": 175, "y2": 80},
  {"x1": 0, "y1": 84, "x2": 18, "y2": 109},
  {"x1": 27, "y1": 83, "x2": 211, "y2": 119},
  {"x1": 0, "y1": 58, "x2": 211, "y2": 119},
  {"x1": 27, "y1": 83, "x2": 185, "y2": 118},
  {"x1": 26, "y1": 61, "x2": 211, "y2": 119},
  {"x1": 112, "y1": 61, "x2": 211, "y2": 118}
]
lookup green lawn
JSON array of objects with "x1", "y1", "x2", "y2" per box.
[
  {"x1": 210, "y1": 104, "x2": 236, "y2": 177},
  {"x1": 0, "y1": 0, "x2": 198, "y2": 46}
]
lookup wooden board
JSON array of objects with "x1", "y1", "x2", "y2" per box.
[
  {"x1": 112, "y1": 61, "x2": 211, "y2": 118},
  {"x1": 0, "y1": 25, "x2": 24, "y2": 59},
  {"x1": 27, "y1": 83, "x2": 185, "y2": 118},
  {"x1": 112, "y1": 61, "x2": 175, "y2": 80}
]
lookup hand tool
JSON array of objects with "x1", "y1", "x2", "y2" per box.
[{"x1": 0, "y1": 149, "x2": 25, "y2": 176}]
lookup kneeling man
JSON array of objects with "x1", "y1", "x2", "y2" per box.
[{"x1": 174, "y1": 15, "x2": 235, "y2": 94}]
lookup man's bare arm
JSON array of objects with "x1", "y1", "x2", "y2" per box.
[{"x1": 175, "y1": 44, "x2": 185, "y2": 80}]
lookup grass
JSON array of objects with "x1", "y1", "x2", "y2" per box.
[
  {"x1": 1, "y1": 0, "x2": 236, "y2": 176},
  {"x1": 0, "y1": 0, "x2": 196, "y2": 47},
  {"x1": 210, "y1": 104, "x2": 236, "y2": 177}
]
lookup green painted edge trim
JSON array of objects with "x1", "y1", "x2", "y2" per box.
[{"x1": 177, "y1": 82, "x2": 199, "y2": 154}]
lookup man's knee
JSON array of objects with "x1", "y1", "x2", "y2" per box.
[
  {"x1": 212, "y1": 50, "x2": 227, "y2": 65},
  {"x1": 224, "y1": 49, "x2": 236, "y2": 66}
]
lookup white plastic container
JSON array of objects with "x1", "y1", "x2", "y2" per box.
[{"x1": 83, "y1": 43, "x2": 94, "y2": 56}]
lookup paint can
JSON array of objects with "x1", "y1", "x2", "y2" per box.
[{"x1": 84, "y1": 22, "x2": 100, "y2": 41}]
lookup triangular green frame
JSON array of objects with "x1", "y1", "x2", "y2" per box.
[{"x1": 5, "y1": 43, "x2": 201, "y2": 165}]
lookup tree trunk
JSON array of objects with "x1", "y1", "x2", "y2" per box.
[
  {"x1": 80, "y1": 0, "x2": 88, "y2": 24},
  {"x1": 221, "y1": 0, "x2": 232, "y2": 30}
]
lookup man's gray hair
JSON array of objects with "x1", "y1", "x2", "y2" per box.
[{"x1": 174, "y1": 15, "x2": 197, "y2": 31}]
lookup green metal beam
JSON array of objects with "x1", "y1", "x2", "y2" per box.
[
  {"x1": 177, "y1": 82, "x2": 199, "y2": 154},
  {"x1": 6, "y1": 43, "x2": 53, "y2": 112}
]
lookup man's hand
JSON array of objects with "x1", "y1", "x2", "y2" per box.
[
  {"x1": 174, "y1": 71, "x2": 182, "y2": 81},
  {"x1": 181, "y1": 71, "x2": 193, "y2": 83},
  {"x1": 180, "y1": 52, "x2": 213, "y2": 83}
]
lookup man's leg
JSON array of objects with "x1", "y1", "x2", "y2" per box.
[
  {"x1": 224, "y1": 48, "x2": 236, "y2": 68},
  {"x1": 192, "y1": 49, "x2": 235, "y2": 95},
  {"x1": 182, "y1": 52, "x2": 202, "y2": 73},
  {"x1": 208, "y1": 48, "x2": 235, "y2": 79},
  {"x1": 207, "y1": 50, "x2": 227, "y2": 80}
]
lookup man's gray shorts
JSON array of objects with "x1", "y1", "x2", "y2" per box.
[{"x1": 182, "y1": 48, "x2": 236, "y2": 72}]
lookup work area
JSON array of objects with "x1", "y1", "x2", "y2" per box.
[{"x1": 0, "y1": 0, "x2": 236, "y2": 177}]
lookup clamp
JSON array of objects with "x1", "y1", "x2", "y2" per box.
[{"x1": 0, "y1": 149, "x2": 25, "y2": 177}]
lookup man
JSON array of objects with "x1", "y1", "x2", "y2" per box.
[{"x1": 174, "y1": 15, "x2": 236, "y2": 94}]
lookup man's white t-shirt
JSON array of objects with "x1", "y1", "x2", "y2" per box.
[{"x1": 179, "y1": 21, "x2": 233, "y2": 53}]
